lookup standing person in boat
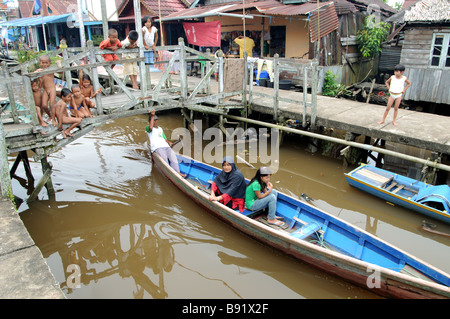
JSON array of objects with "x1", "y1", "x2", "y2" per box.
[
  {"x1": 245, "y1": 167, "x2": 284, "y2": 227},
  {"x1": 209, "y1": 156, "x2": 247, "y2": 212},
  {"x1": 146, "y1": 109, "x2": 185, "y2": 177}
]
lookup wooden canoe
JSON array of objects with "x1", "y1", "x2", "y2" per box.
[{"x1": 152, "y1": 153, "x2": 450, "y2": 299}]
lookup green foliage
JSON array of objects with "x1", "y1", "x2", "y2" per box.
[
  {"x1": 92, "y1": 35, "x2": 104, "y2": 46},
  {"x1": 357, "y1": 16, "x2": 391, "y2": 58},
  {"x1": 322, "y1": 71, "x2": 350, "y2": 97},
  {"x1": 16, "y1": 45, "x2": 62, "y2": 72}
]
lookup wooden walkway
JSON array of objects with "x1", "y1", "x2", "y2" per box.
[{"x1": 245, "y1": 85, "x2": 450, "y2": 155}]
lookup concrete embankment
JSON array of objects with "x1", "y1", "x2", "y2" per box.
[{"x1": 0, "y1": 198, "x2": 65, "y2": 299}]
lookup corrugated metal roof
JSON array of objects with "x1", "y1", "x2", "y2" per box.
[
  {"x1": 0, "y1": 13, "x2": 73, "y2": 27},
  {"x1": 161, "y1": 0, "x2": 337, "y2": 20},
  {"x1": 332, "y1": 0, "x2": 357, "y2": 15},
  {"x1": 309, "y1": 2, "x2": 339, "y2": 42},
  {"x1": 141, "y1": 0, "x2": 188, "y2": 17}
]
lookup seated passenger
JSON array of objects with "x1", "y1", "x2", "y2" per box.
[
  {"x1": 245, "y1": 167, "x2": 284, "y2": 227},
  {"x1": 146, "y1": 109, "x2": 185, "y2": 177},
  {"x1": 209, "y1": 156, "x2": 246, "y2": 212}
]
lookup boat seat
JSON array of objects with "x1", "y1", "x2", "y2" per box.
[
  {"x1": 240, "y1": 208, "x2": 266, "y2": 217},
  {"x1": 290, "y1": 222, "x2": 321, "y2": 240},
  {"x1": 384, "y1": 182, "x2": 397, "y2": 191},
  {"x1": 356, "y1": 168, "x2": 393, "y2": 187},
  {"x1": 392, "y1": 184, "x2": 405, "y2": 194}
]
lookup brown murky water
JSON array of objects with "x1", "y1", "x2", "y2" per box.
[{"x1": 11, "y1": 112, "x2": 450, "y2": 299}]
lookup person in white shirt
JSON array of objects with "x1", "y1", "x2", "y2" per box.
[
  {"x1": 121, "y1": 30, "x2": 139, "y2": 89},
  {"x1": 378, "y1": 64, "x2": 411, "y2": 126},
  {"x1": 146, "y1": 109, "x2": 185, "y2": 177},
  {"x1": 142, "y1": 16, "x2": 159, "y2": 66}
]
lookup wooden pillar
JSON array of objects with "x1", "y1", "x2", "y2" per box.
[
  {"x1": 1, "y1": 62, "x2": 19, "y2": 124},
  {"x1": 179, "y1": 38, "x2": 188, "y2": 101},
  {"x1": 100, "y1": 0, "x2": 108, "y2": 40},
  {"x1": 28, "y1": 148, "x2": 54, "y2": 202},
  {"x1": 87, "y1": 40, "x2": 103, "y2": 114},
  {"x1": 0, "y1": 120, "x2": 12, "y2": 199},
  {"x1": 273, "y1": 53, "x2": 279, "y2": 122},
  {"x1": 310, "y1": 59, "x2": 318, "y2": 129},
  {"x1": 133, "y1": 0, "x2": 148, "y2": 106},
  {"x1": 77, "y1": 0, "x2": 86, "y2": 47}
]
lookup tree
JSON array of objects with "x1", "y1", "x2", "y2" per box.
[{"x1": 357, "y1": 15, "x2": 391, "y2": 58}]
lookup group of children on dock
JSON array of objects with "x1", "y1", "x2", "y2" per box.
[
  {"x1": 32, "y1": 55, "x2": 100, "y2": 138},
  {"x1": 31, "y1": 16, "x2": 159, "y2": 139}
]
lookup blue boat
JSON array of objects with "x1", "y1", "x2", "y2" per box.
[
  {"x1": 345, "y1": 164, "x2": 450, "y2": 225},
  {"x1": 152, "y1": 153, "x2": 450, "y2": 299}
]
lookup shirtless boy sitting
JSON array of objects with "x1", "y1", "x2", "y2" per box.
[
  {"x1": 36, "y1": 55, "x2": 57, "y2": 126},
  {"x1": 70, "y1": 84, "x2": 94, "y2": 118},
  {"x1": 56, "y1": 88, "x2": 82, "y2": 138}
]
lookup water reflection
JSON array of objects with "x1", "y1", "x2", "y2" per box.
[{"x1": 14, "y1": 114, "x2": 449, "y2": 299}]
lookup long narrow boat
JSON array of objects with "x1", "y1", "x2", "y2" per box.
[
  {"x1": 345, "y1": 164, "x2": 450, "y2": 225},
  {"x1": 152, "y1": 153, "x2": 450, "y2": 298}
]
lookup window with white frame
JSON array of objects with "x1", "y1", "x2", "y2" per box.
[{"x1": 430, "y1": 33, "x2": 450, "y2": 68}]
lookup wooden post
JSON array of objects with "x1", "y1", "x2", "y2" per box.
[
  {"x1": 0, "y1": 120, "x2": 12, "y2": 199},
  {"x1": 133, "y1": 0, "x2": 148, "y2": 107},
  {"x1": 62, "y1": 47, "x2": 73, "y2": 85},
  {"x1": 311, "y1": 59, "x2": 318, "y2": 129},
  {"x1": 34, "y1": 148, "x2": 55, "y2": 198},
  {"x1": 248, "y1": 61, "x2": 253, "y2": 116},
  {"x1": 302, "y1": 64, "x2": 307, "y2": 128},
  {"x1": 1, "y1": 62, "x2": 19, "y2": 124},
  {"x1": 22, "y1": 75, "x2": 40, "y2": 127},
  {"x1": 100, "y1": 0, "x2": 108, "y2": 40},
  {"x1": 178, "y1": 38, "x2": 188, "y2": 101},
  {"x1": 273, "y1": 53, "x2": 279, "y2": 122},
  {"x1": 77, "y1": 0, "x2": 86, "y2": 47},
  {"x1": 218, "y1": 50, "x2": 224, "y2": 104},
  {"x1": 242, "y1": 51, "x2": 248, "y2": 115},
  {"x1": 87, "y1": 40, "x2": 103, "y2": 114}
]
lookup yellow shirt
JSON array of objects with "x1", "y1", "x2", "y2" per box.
[{"x1": 234, "y1": 37, "x2": 255, "y2": 58}]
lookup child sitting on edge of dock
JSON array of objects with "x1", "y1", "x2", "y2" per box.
[
  {"x1": 378, "y1": 64, "x2": 411, "y2": 126},
  {"x1": 78, "y1": 71, "x2": 102, "y2": 112},
  {"x1": 70, "y1": 84, "x2": 94, "y2": 118},
  {"x1": 56, "y1": 88, "x2": 82, "y2": 139},
  {"x1": 31, "y1": 78, "x2": 48, "y2": 127},
  {"x1": 35, "y1": 55, "x2": 58, "y2": 126}
]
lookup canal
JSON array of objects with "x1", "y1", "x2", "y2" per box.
[{"x1": 10, "y1": 111, "x2": 450, "y2": 299}]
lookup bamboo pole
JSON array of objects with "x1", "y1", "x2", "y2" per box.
[{"x1": 223, "y1": 114, "x2": 450, "y2": 173}]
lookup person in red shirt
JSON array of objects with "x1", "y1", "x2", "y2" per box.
[
  {"x1": 99, "y1": 29, "x2": 122, "y2": 69},
  {"x1": 209, "y1": 156, "x2": 247, "y2": 212}
]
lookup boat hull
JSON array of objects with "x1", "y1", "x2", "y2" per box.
[
  {"x1": 345, "y1": 165, "x2": 450, "y2": 225},
  {"x1": 152, "y1": 153, "x2": 450, "y2": 299}
]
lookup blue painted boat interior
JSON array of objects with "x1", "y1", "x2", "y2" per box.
[
  {"x1": 345, "y1": 164, "x2": 450, "y2": 221},
  {"x1": 175, "y1": 156, "x2": 450, "y2": 287}
]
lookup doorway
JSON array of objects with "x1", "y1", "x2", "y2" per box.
[{"x1": 270, "y1": 25, "x2": 286, "y2": 57}]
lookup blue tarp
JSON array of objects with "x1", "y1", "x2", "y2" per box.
[{"x1": 0, "y1": 13, "x2": 73, "y2": 28}]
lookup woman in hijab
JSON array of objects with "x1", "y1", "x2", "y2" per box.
[{"x1": 209, "y1": 156, "x2": 247, "y2": 212}]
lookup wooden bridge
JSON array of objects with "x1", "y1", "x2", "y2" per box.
[{"x1": 1, "y1": 38, "x2": 449, "y2": 204}]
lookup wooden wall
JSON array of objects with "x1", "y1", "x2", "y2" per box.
[{"x1": 400, "y1": 26, "x2": 450, "y2": 104}]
